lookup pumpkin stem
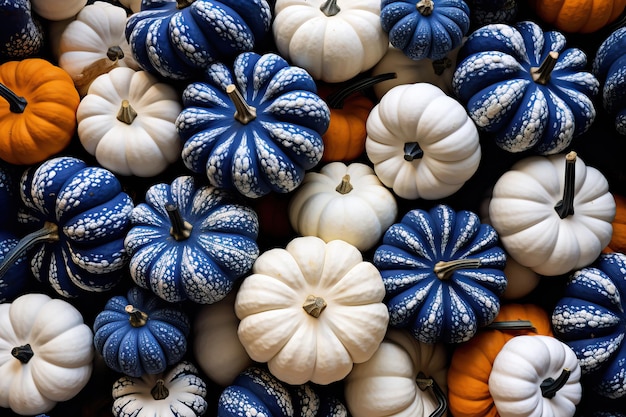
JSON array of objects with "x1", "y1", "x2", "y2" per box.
[
  {"x1": 531, "y1": 51, "x2": 559, "y2": 85},
  {"x1": 106, "y1": 45, "x2": 125, "y2": 62},
  {"x1": 0, "y1": 221, "x2": 59, "y2": 279},
  {"x1": 303, "y1": 295, "x2": 327, "y2": 318},
  {"x1": 416, "y1": 0, "x2": 434, "y2": 16},
  {"x1": 11, "y1": 344, "x2": 34, "y2": 363},
  {"x1": 432, "y1": 57, "x2": 452, "y2": 76},
  {"x1": 320, "y1": 0, "x2": 341, "y2": 16},
  {"x1": 484, "y1": 320, "x2": 537, "y2": 332},
  {"x1": 335, "y1": 174, "x2": 354, "y2": 194},
  {"x1": 433, "y1": 259, "x2": 482, "y2": 280},
  {"x1": 0, "y1": 82, "x2": 27, "y2": 113},
  {"x1": 117, "y1": 100, "x2": 138, "y2": 125},
  {"x1": 416, "y1": 373, "x2": 447, "y2": 417},
  {"x1": 404, "y1": 142, "x2": 424, "y2": 161},
  {"x1": 125, "y1": 304, "x2": 149, "y2": 327},
  {"x1": 325, "y1": 73, "x2": 396, "y2": 109},
  {"x1": 151, "y1": 379, "x2": 170, "y2": 400},
  {"x1": 540, "y1": 368, "x2": 571, "y2": 399},
  {"x1": 554, "y1": 151, "x2": 577, "y2": 219},
  {"x1": 176, "y1": 0, "x2": 194, "y2": 8},
  {"x1": 165, "y1": 203, "x2": 193, "y2": 241},
  {"x1": 226, "y1": 84, "x2": 257, "y2": 124}
]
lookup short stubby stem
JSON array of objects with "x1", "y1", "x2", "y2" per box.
[
  {"x1": 303, "y1": 295, "x2": 327, "y2": 318},
  {"x1": 125, "y1": 305, "x2": 149, "y2": 327},
  {"x1": 117, "y1": 99, "x2": 138, "y2": 124},
  {"x1": 320, "y1": 0, "x2": 340, "y2": 16},
  {"x1": 11, "y1": 344, "x2": 34, "y2": 363},
  {"x1": 416, "y1": 0, "x2": 434, "y2": 16},
  {"x1": 151, "y1": 379, "x2": 170, "y2": 400},
  {"x1": 335, "y1": 174, "x2": 354, "y2": 194},
  {"x1": 404, "y1": 142, "x2": 424, "y2": 161},
  {"x1": 107, "y1": 45, "x2": 125, "y2": 62}
]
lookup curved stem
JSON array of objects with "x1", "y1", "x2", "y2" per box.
[
  {"x1": 416, "y1": 0, "x2": 434, "y2": 16},
  {"x1": 11, "y1": 344, "x2": 34, "y2": 363},
  {"x1": 165, "y1": 204, "x2": 193, "y2": 241},
  {"x1": 326, "y1": 73, "x2": 396, "y2": 109},
  {"x1": 117, "y1": 99, "x2": 137, "y2": 125},
  {"x1": 226, "y1": 84, "x2": 256, "y2": 124},
  {"x1": 416, "y1": 373, "x2": 447, "y2": 417},
  {"x1": 485, "y1": 320, "x2": 537, "y2": 332},
  {"x1": 0, "y1": 82, "x2": 27, "y2": 113},
  {"x1": 0, "y1": 222, "x2": 59, "y2": 279},
  {"x1": 554, "y1": 151, "x2": 577, "y2": 219},
  {"x1": 303, "y1": 295, "x2": 327, "y2": 318},
  {"x1": 433, "y1": 259, "x2": 482, "y2": 280},
  {"x1": 151, "y1": 379, "x2": 170, "y2": 400},
  {"x1": 531, "y1": 51, "x2": 559, "y2": 85},
  {"x1": 432, "y1": 57, "x2": 452, "y2": 76},
  {"x1": 320, "y1": 0, "x2": 340, "y2": 16},
  {"x1": 125, "y1": 305, "x2": 149, "y2": 327},
  {"x1": 335, "y1": 174, "x2": 353, "y2": 194},
  {"x1": 541, "y1": 368, "x2": 571, "y2": 399},
  {"x1": 106, "y1": 45, "x2": 125, "y2": 62}
]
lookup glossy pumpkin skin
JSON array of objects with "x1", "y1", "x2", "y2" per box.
[
  {"x1": 0, "y1": 58, "x2": 80, "y2": 165},
  {"x1": 124, "y1": 175, "x2": 260, "y2": 304},
  {"x1": 176, "y1": 52, "x2": 330, "y2": 198},
  {"x1": 452, "y1": 21, "x2": 599, "y2": 155},
  {"x1": 373, "y1": 204, "x2": 507, "y2": 344},
  {"x1": 93, "y1": 286, "x2": 191, "y2": 378},
  {"x1": 0, "y1": 0, "x2": 43, "y2": 61},
  {"x1": 528, "y1": 0, "x2": 626, "y2": 34},
  {"x1": 593, "y1": 26, "x2": 626, "y2": 135}
]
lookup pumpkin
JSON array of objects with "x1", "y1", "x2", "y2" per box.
[
  {"x1": 373, "y1": 204, "x2": 507, "y2": 344},
  {"x1": 488, "y1": 335, "x2": 582, "y2": 417},
  {"x1": 604, "y1": 193, "x2": 626, "y2": 253},
  {"x1": 528, "y1": 0, "x2": 626, "y2": 34},
  {"x1": 76, "y1": 67, "x2": 182, "y2": 177},
  {"x1": 380, "y1": 0, "x2": 470, "y2": 61},
  {"x1": 0, "y1": 0, "x2": 43, "y2": 61},
  {"x1": 0, "y1": 156, "x2": 134, "y2": 298},
  {"x1": 272, "y1": 0, "x2": 389, "y2": 83},
  {"x1": 176, "y1": 51, "x2": 330, "y2": 198},
  {"x1": 112, "y1": 361, "x2": 208, "y2": 417},
  {"x1": 58, "y1": 1, "x2": 140, "y2": 97},
  {"x1": 344, "y1": 328, "x2": 448, "y2": 417},
  {"x1": 124, "y1": 175, "x2": 259, "y2": 304},
  {"x1": 467, "y1": 0, "x2": 518, "y2": 27},
  {"x1": 0, "y1": 293, "x2": 94, "y2": 416},
  {"x1": 0, "y1": 230, "x2": 29, "y2": 303},
  {"x1": 30, "y1": 0, "x2": 87, "y2": 20},
  {"x1": 447, "y1": 303, "x2": 554, "y2": 417},
  {"x1": 93, "y1": 286, "x2": 191, "y2": 377},
  {"x1": 0, "y1": 58, "x2": 80, "y2": 165},
  {"x1": 551, "y1": 252, "x2": 626, "y2": 399},
  {"x1": 592, "y1": 26, "x2": 626, "y2": 135},
  {"x1": 488, "y1": 151, "x2": 616, "y2": 276},
  {"x1": 365, "y1": 82, "x2": 481, "y2": 200},
  {"x1": 125, "y1": 0, "x2": 272, "y2": 80},
  {"x1": 452, "y1": 21, "x2": 599, "y2": 155},
  {"x1": 235, "y1": 236, "x2": 389, "y2": 385}
]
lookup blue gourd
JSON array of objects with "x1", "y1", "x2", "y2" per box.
[
  {"x1": 373, "y1": 204, "x2": 507, "y2": 344},
  {"x1": 452, "y1": 20, "x2": 599, "y2": 155},
  {"x1": 593, "y1": 26, "x2": 626, "y2": 135},
  {"x1": 379, "y1": 0, "x2": 470, "y2": 61},
  {"x1": 176, "y1": 51, "x2": 330, "y2": 198},
  {"x1": 0, "y1": 230, "x2": 29, "y2": 302},
  {"x1": 0, "y1": 0, "x2": 44, "y2": 61},
  {"x1": 93, "y1": 286, "x2": 191, "y2": 377},
  {"x1": 124, "y1": 175, "x2": 259, "y2": 304}
]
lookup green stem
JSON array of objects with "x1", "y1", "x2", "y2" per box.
[
  {"x1": 320, "y1": 0, "x2": 341, "y2": 16},
  {"x1": 325, "y1": 73, "x2": 396, "y2": 109},
  {"x1": 11, "y1": 344, "x2": 34, "y2": 363},
  {"x1": 416, "y1": 0, "x2": 434, "y2": 16},
  {"x1": 541, "y1": 368, "x2": 571, "y2": 399},
  {"x1": 125, "y1": 304, "x2": 149, "y2": 327},
  {"x1": 0, "y1": 222, "x2": 59, "y2": 279},
  {"x1": 0, "y1": 82, "x2": 27, "y2": 113},
  {"x1": 416, "y1": 373, "x2": 447, "y2": 417},
  {"x1": 531, "y1": 51, "x2": 559, "y2": 85},
  {"x1": 433, "y1": 259, "x2": 482, "y2": 280},
  {"x1": 166, "y1": 204, "x2": 193, "y2": 241},
  {"x1": 554, "y1": 151, "x2": 577, "y2": 219}
]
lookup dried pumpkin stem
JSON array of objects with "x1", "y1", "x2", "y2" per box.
[
  {"x1": 404, "y1": 142, "x2": 424, "y2": 161},
  {"x1": 176, "y1": 0, "x2": 194, "y2": 8},
  {"x1": 540, "y1": 368, "x2": 571, "y2": 399},
  {"x1": 484, "y1": 320, "x2": 537, "y2": 332},
  {"x1": 531, "y1": 51, "x2": 559, "y2": 85},
  {"x1": 320, "y1": 0, "x2": 341, "y2": 16},
  {"x1": 0, "y1": 221, "x2": 59, "y2": 279},
  {"x1": 554, "y1": 151, "x2": 577, "y2": 219},
  {"x1": 432, "y1": 57, "x2": 452, "y2": 76},
  {"x1": 165, "y1": 203, "x2": 193, "y2": 241},
  {"x1": 0, "y1": 82, "x2": 27, "y2": 113},
  {"x1": 125, "y1": 304, "x2": 149, "y2": 327},
  {"x1": 151, "y1": 379, "x2": 170, "y2": 400},
  {"x1": 416, "y1": 0, "x2": 434, "y2": 16},
  {"x1": 117, "y1": 99, "x2": 138, "y2": 124},
  {"x1": 416, "y1": 372, "x2": 447, "y2": 417},
  {"x1": 336, "y1": 174, "x2": 354, "y2": 194},
  {"x1": 107, "y1": 45, "x2": 125, "y2": 62},
  {"x1": 226, "y1": 84, "x2": 257, "y2": 124},
  {"x1": 11, "y1": 344, "x2": 34, "y2": 363},
  {"x1": 303, "y1": 295, "x2": 327, "y2": 318},
  {"x1": 434, "y1": 259, "x2": 482, "y2": 280},
  {"x1": 325, "y1": 72, "x2": 396, "y2": 109}
]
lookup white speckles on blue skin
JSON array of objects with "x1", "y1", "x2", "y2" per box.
[
  {"x1": 616, "y1": 111, "x2": 626, "y2": 135},
  {"x1": 266, "y1": 91, "x2": 331, "y2": 133},
  {"x1": 263, "y1": 67, "x2": 318, "y2": 104},
  {"x1": 169, "y1": 10, "x2": 217, "y2": 69},
  {"x1": 293, "y1": 383, "x2": 320, "y2": 417},
  {"x1": 602, "y1": 57, "x2": 626, "y2": 122},
  {"x1": 260, "y1": 121, "x2": 323, "y2": 166},
  {"x1": 192, "y1": 0, "x2": 255, "y2": 53}
]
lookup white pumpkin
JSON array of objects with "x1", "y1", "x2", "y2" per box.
[
  {"x1": 76, "y1": 67, "x2": 182, "y2": 177},
  {"x1": 365, "y1": 82, "x2": 481, "y2": 200},
  {"x1": 235, "y1": 236, "x2": 389, "y2": 385},
  {"x1": 31, "y1": 0, "x2": 88, "y2": 21},
  {"x1": 489, "y1": 151, "x2": 616, "y2": 276},
  {"x1": 272, "y1": 0, "x2": 389, "y2": 83},
  {"x1": 288, "y1": 161, "x2": 398, "y2": 252},
  {"x1": 0, "y1": 293, "x2": 94, "y2": 416}
]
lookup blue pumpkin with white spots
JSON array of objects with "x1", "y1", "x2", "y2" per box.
[
  {"x1": 452, "y1": 20, "x2": 599, "y2": 155},
  {"x1": 0, "y1": 0, "x2": 44, "y2": 61},
  {"x1": 93, "y1": 286, "x2": 191, "y2": 377},
  {"x1": 0, "y1": 230, "x2": 29, "y2": 302},
  {"x1": 124, "y1": 175, "x2": 259, "y2": 304},
  {"x1": 176, "y1": 52, "x2": 330, "y2": 198},
  {"x1": 552, "y1": 252, "x2": 626, "y2": 399},
  {"x1": 125, "y1": 0, "x2": 272, "y2": 80},
  {"x1": 593, "y1": 26, "x2": 626, "y2": 136},
  {"x1": 373, "y1": 204, "x2": 507, "y2": 344},
  {"x1": 380, "y1": 0, "x2": 470, "y2": 61}
]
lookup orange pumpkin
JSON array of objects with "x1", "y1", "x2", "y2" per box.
[
  {"x1": 0, "y1": 58, "x2": 80, "y2": 165},
  {"x1": 447, "y1": 303, "x2": 554, "y2": 417},
  {"x1": 528, "y1": 0, "x2": 626, "y2": 33},
  {"x1": 604, "y1": 192, "x2": 626, "y2": 253}
]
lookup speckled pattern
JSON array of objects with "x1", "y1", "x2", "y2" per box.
[
  {"x1": 0, "y1": 0, "x2": 43, "y2": 60},
  {"x1": 373, "y1": 204, "x2": 506, "y2": 344},
  {"x1": 593, "y1": 27, "x2": 626, "y2": 136}
]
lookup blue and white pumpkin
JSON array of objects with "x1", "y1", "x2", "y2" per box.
[
  {"x1": 176, "y1": 52, "x2": 330, "y2": 198},
  {"x1": 593, "y1": 26, "x2": 626, "y2": 135},
  {"x1": 0, "y1": 0, "x2": 43, "y2": 61},
  {"x1": 452, "y1": 21, "x2": 599, "y2": 155},
  {"x1": 379, "y1": 0, "x2": 470, "y2": 61},
  {"x1": 125, "y1": 0, "x2": 272, "y2": 80},
  {"x1": 124, "y1": 175, "x2": 259, "y2": 304},
  {"x1": 0, "y1": 230, "x2": 29, "y2": 303},
  {"x1": 552, "y1": 252, "x2": 626, "y2": 399},
  {"x1": 93, "y1": 286, "x2": 191, "y2": 377},
  {"x1": 373, "y1": 204, "x2": 507, "y2": 344}
]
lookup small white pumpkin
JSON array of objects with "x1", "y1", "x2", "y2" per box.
[
  {"x1": 30, "y1": 0, "x2": 87, "y2": 21},
  {"x1": 235, "y1": 236, "x2": 389, "y2": 385},
  {"x1": 288, "y1": 161, "x2": 398, "y2": 252}
]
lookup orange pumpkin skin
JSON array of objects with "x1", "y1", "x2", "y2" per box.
[
  {"x1": 447, "y1": 303, "x2": 554, "y2": 417},
  {"x1": 0, "y1": 58, "x2": 80, "y2": 165},
  {"x1": 604, "y1": 193, "x2": 626, "y2": 253},
  {"x1": 529, "y1": 0, "x2": 626, "y2": 33}
]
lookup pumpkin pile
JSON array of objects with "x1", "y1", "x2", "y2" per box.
[{"x1": 1, "y1": 0, "x2": 626, "y2": 416}]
